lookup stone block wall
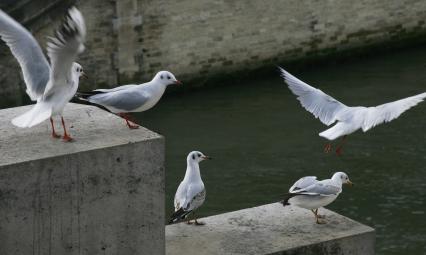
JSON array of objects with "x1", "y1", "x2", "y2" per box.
[{"x1": 1, "y1": 0, "x2": 426, "y2": 105}]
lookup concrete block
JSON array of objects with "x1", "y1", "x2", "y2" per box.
[
  {"x1": 0, "y1": 103, "x2": 165, "y2": 255},
  {"x1": 166, "y1": 203, "x2": 375, "y2": 255}
]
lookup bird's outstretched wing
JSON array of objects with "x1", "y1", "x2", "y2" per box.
[
  {"x1": 362, "y1": 92, "x2": 426, "y2": 132},
  {"x1": 279, "y1": 67, "x2": 349, "y2": 126},
  {"x1": 0, "y1": 9, "x2": 50, "y2": 100},
  {"x1": 289, "y1": 176, "x2": 317, "y2": 193},
  {"x1": 44, "y1": 7, "x2": 86, "y2": 97}
]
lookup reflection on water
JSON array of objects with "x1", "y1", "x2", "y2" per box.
[{"x1": 138, "y1": 46, "x2": 426, "y2": 255}]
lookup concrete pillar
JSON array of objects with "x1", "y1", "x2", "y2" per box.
[
  {"x1": 0, "y1": 103, "x2": 165, "y2": 255},
  {"x1": 166, "y1": 203, "x2": 375, "y2": 255}
]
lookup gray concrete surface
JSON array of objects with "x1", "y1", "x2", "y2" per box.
[
  {"x1": 0, "y1": 103, "x2": 165, "y2": 255},
  {"x1": 166, "y1": 203, "x2": 375, "y2": 255}
]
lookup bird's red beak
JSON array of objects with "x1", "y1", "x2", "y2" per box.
[{"x1": 175, "y1": 80, "x2": 182, "y2": 85}]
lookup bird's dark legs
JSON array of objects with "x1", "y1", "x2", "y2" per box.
[
  {"x1": 324, "y1": 143, "x2": 332, "y2": 153},
  {"x1": 50, "y1": 117, "x2": 61, "y2": 138},
  {"x1": 335, "y1": 135, "x2": 347, "y2": 156},
  {"x1": 61, "y1": 116, "x2": 73, "y2": 142},
  {"x1": 118, "y1": 113, "x2": 139, "y2": 129},
  {"x1": 312, "y1": 209, "x2": 326, "y2": 224}
]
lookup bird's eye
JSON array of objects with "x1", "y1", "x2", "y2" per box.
[
  {"x1": 167, "y1": 76, "x2": 171, "y2": 80},
  {"x1": 198, "y1": 153, "x2": 201, "y2": 157},
  {"x1": 192, "y1": 155, "x2": 195, "y2": 160},
  {"x1": 160, "y1": 75, "x2": 164, "y2": 79}
]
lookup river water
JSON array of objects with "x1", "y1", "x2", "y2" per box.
[{"x1": 139, "y1": 46, "x2": 426, "y2": 254}]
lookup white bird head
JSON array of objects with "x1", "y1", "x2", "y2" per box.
[
  {"x1": 187, "y1": 151, "x2": 212, "y2": 163},
  {"x1": 72, "y1": 62, "x2": 86, "y2": 79},
  {"x1": 153, "y1": 71, "x2": 182, "y2": 86},
  {"x1": 332, "y1": 172, "x2": 353, "y2": 186}
]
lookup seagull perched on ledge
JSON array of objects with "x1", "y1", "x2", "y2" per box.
[
  {"x1": 279, "y1": 67, "x2": 426, "y2": 155},
  {"x1": 281, "y1": 172, "x2": 352, "y2": 224},
  {"x1": 169, "y1": 151, "x2": 211, "y2": 225},
  {"x1": 0, "y1": 7, "x2": 86, "y2": 141},
  {"x1": 76, "y1": 71, "x2": 181, "y2": 129}
]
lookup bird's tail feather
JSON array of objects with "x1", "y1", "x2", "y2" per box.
[
  {"x1": 319, "y1": 123, "x2": 346, "y2": 140},
  {"x1": 168, "y1": 208, "x2": 192, "y2": 224},
  {"x1": 12, "y1": 102, "x2": 52, "y2": 128},
  {"x1": 71, "y1": 95, "x2": 113, "y2": 114},
  {"x1": 280, "y1": 193, "x2": 297, "y2": 206}
]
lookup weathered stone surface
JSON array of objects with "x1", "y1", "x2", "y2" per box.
[
  {"x1": 166, "y1": 203, "x2": 375, "y2": 255},
  {"x1": 0, "y1": 103, "x2": 165, "y2": 255}
]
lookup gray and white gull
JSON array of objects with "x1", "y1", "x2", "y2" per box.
[
  {"x1": 0, "y1": 7, "x2": 86, "y2": 141},
  {"x1": 281, "y1": 172, "x2": 352, "y2": 224},
  {"x1": 76, "y1": 71, "x2": 181, "y2": 129},
  {"x1": 169, "y1": 151, "x2": 211, "y2": 225},
  {"x1": 279, "y1": 67, "x2": 426, "y2": 155}
]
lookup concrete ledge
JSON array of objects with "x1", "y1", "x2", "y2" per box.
[
  {"x1": 0, "y1": 103, "x2": 165, "y2": 255},
  {"x1": 166, "y1": 203, "x2": 375, "y2": 255}
]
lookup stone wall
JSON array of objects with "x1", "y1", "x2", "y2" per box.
[
  {"x1": 0, "y1": 104, "x2": 165, "y2": 255},
  {"x1": 1, "y1": 0, "x2": 426, "y2": 105}
]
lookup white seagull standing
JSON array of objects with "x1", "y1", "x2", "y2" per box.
[
  {"x1": 281, "y1": 172, "x2": 352, "y2": 224},
  {"x1": 169, "y1": 151, "x2": 211, "y2": 225},
  {"x1": 279, "y1": 67, "x2": 426, "y2": 155},
  {"x1": 0, "y1": 7, "x2": 86, "y2": 141},
  {"x1": 76, "y1": 71, "x2": 181, "y2": 129}
]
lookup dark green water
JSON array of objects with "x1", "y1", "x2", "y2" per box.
[{"x1": 138, "y1": 46, "x2": 426, "y2": 255}]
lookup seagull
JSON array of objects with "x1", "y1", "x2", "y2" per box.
[
  {"x1": 281, "y1": 172, "x2": 352, "y2": 224},
  {"x1": 169, "y1": 151, "x2": 211, "y2": 225},
  {"x1": 75, "y1": 71, "x2": 181, "y2": 129},
  {"x1": 0, "y1": 7, "x2": 86, "y2": 141},
  {"x1": 279, "y1": 67, "x2": 426, "y2": 155}
]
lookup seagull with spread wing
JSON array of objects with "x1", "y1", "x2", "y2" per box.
[
  {"x1": 0, "y1": 7, "x2": 86, "y2": 141},
  {"x1": 169, "y1": 151, "x2": 211, "y2": 225},
  {"x1": 279, "y1": 67, "x2": 426, "y2": 155},
  {"x1": 281, "y1": 172, "x2": 352, "y2": 224}
]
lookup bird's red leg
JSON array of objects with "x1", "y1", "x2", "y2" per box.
[
  {"x1": 335, "y1": 136, "x2": 347, "y2": 156},
  {"x1": 119, "y1": 113, "x2": 140, "y2": 129},
  {"x1": 61, "y1": 117, "x2": 73, "y2": 142},
  {"x1": 50, "y1": 117, "x2": 61, "y2": 138},
  {"x1": 324, "y1": 143, "x2": 332, "y2": 153}
]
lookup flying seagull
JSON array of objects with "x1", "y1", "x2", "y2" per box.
[
  {"x1": 169, "y1": 151, "x2": 211, "y2": 225},
  {"x1": 281, "y1": 172, "x2": 352, "y2": 224},
  {"x1": 279, "y1": 67, "x2": 426, "y2": 155},
  {"x1": 0, "y1": 7, "x2": 86, "y2": 141},
  {"x1": 75, "y1": 71, "x2": 181, "y2": 129}
]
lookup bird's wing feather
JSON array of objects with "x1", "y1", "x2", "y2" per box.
[
  {"x1": 289, "y1": 176, "x2": 317, "y2": 193},
  {"x1": 362, "y1": 92, "x2": 426, "y2": 132},
  {"x1": 174, "y1": 181, "x2": 187, "y2": 211},
  {"x1": 294, "y1": 180, "x2": 341, "y2": 196},
  {"x1": 0, "y1": 9, "x2": 50, "y2": 100},
  {"x1": 183, "y1": 184, "x2": 205, "y2": 212},
  {"x1": 279, "y1": 67, "x2": 349, "y2": 126},
  {"x1": 44, "y1": 7, "x2": 86, "y2": 97},
  {"x1": 88, "y1": 89, "x2": 149, "y2": 112},
  {"x1": 94, "y1": 84, "x2": 138, "y2": 93}
]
